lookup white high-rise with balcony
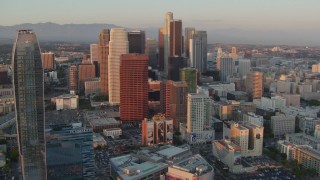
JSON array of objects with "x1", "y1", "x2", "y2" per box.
[
  {"x1": 108, "y1": 28, "x2": 128, "y2": 105},
  {"x1": 187, "y1": 93, "x2": 214, "y2": 144}
]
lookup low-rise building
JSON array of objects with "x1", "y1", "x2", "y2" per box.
[
  {"x1": 271, "y1": 114, "x2": 295, "y2": 137},
  {"x1": 103, "y1": 128, "x2": 122, "y2": 139},
  {"x1": 51, "y1": 93, "x2": 79, "y2": 110},
  {"x1": 93, "y1": 133, "x2": 107, "y2": 148},
  {"x1": 166, "y1": 154, "x2": 214, "y2": 180},
  {"x1": 110, "y1": 145, "x2": 191, "y2": 180}
]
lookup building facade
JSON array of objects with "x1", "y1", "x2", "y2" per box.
[
  {"x1": 46, "y1": 126, "x2": 95, "y2": 179},
  {"x1": 180, "y1": 67, "x2": 198, "y2": 93},
  {"x1": 160, "y1": 81, "x2": 187, "y2": 128},
  {"x1": 187, "y1": 93, "x2": 214, "y2": 144},
  {"x1": 169, "y1": 20, "x2": 182, "y2": 56},
  {"x1": 69, "y1": 64, "x2": 78, "y2": 93},
  {"x1": 108, "y1": 28, "x2": 129, "y2": 105},
  {"x1": 98, "y1": 29, "x2": 110, "y2": 96},
  {"x1": 12, "y1": 30, "x2": 47, "y2": 179},
  {"x1": 128, "y1": 30, "x2": 145, "y2": 54},
  {"x1": 189, "y1": 31, "x2": 207, "y2": 73},
  {"x1": 120, "y1": 54, "x2": 148, "y2": 121},
  {"x1": 246, "y1": 71, "x2": 263, "y2": 99},
  {"x1": 41, "y1": 52, "x2": 55, "y2": 69},
  {"x1": 220, "y1": 57, "x2": 235, "y2": 82}
]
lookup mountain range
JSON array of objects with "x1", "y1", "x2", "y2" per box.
[{"x1": 0, "y1": 22, "x2": 319, "y2": 46}]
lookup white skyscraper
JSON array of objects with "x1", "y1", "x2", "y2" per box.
[
  {"x1": 220, "y1": 56, "x2": 235, "y2": 82},
  {"x1": 90, "y1": 44, "x2": 98, "y2": 63},
  {"x1": 108, "y1": 28, "x2": 128, "y2": 105},
  {"x1": 187, "y1": 93, "x2": 214, "y2": 144},
  {"x1": 189, "y1": 31, "x2": 207, "y2": 73},
  {"x1": 163, "y1": 12, "x2": 173, "y2": 77},
  {"x1": 238, "y1": 59, "x2": 251, "y2": 78}
]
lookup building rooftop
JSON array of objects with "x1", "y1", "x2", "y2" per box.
[
  {"x1": 55, "y1": 93, "x2": 78, "y2": 99},
  {"x1": 88, "y1": 117, "x2": 119, "y2": 126},
  {"x1": 156, "y1": 145, "x2": 189, "y2": 159},
  {"x1": 110, "y1": 154, "x2": 168, "y2": 180},
  {"x1": 170, "y1": 154, "x2": 213, "y2": 177}
]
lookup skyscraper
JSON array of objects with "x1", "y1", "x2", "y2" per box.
[
  {"x1": 90, "y1": 44, "x2": 98, "y2": 63},
  {"x1": 98, "y1": 29, "x2": 110, "y2": 96},
  {"x1": 160, "y1": 81, "x2": 187, "y2": 128},
  {"x1": 0, "y1": 65, "x2": 9, "y2": 85},
  {"x1": 41, "y1": 52, "x2": 55, "y2": 69},
  {"x1": 245, "y1": 71, "x2": 263, "y2": 99},
  {"x1": 220, "y1": 56, "x2": 235, "y2": 82},
  {"x1": 12, "y1": 30, "x2": 46, "y2": 179},
  {"x1": 69, "y1": 64, "x2": 78, "y2": 93},
  {"x1": 169, "y1": 20, "x2": 182, "y2": 56},
  {"x1": 168, "y1": 56, "x2": 186, "y2": 81},
  {"x1": 163, "y1": 12, "x2": 173, "y2": 77},
  {"x1": 187, "y1": 93, "x2": 214, "y2": 144},
  {"x1": 158, "y1": 28, "x2": 165, "y2": 71},
  {"x1": 146, "y1": 38, "x2": 158, "y2": 69},
  {"x1": 120, "y1": 54, "x2": 148, "y2": 121},
  {"x1": 190, "y1": 31, "x2": 207, "y2": 73},
  {"x1": 231, "y1": 46, "x2": 238, "y2": 60},
  {"x1": 79, "y1": 63, "x2": 96, "y2": 92},
  {"x1": 184, "y1": 27, "x2": 195, "y2": 58},
  {"x1": 238, "y1": 59, "x2": 251, "y2": 78},
  {"x1": 180, "y1": 67, "x2": 198, "y2": 93},
  {"x1": 128, "y1": 30, "x2": 146, "y2": 54},
  {"x1": 108, "y1": 28, "x2": 129, "y2": 105}
]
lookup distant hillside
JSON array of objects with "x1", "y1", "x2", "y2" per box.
[
  {"x1": 0, "y1": 22, "x2": 158, "y2": 44},
  {"x1": 0, "y1": 22, "x2": 319, "y2": 46}
]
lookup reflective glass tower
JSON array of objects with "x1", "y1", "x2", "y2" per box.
[{"x1": 12, "y1": 30, "x2": 47, "y2": 179}]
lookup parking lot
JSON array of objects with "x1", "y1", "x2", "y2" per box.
[
  {"x1": 94, "y1": 123, "x2": 142, "y2": 179},
  {"x1": 236, "y1": 168, "x2": 296, "y2": 180}
]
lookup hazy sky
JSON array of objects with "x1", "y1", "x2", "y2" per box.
[{"x1": 1, "y1": 0, "x2": 320, "y2": 45}]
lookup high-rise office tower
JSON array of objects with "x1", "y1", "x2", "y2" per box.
[
  {"x1": 12, "y1": 30, "x2": 47, "y2": 179},
  {"x1": 238, "y1": 59, "x2": 251, "y2": 78},
  {"x1": 168, "y1": 56, "x2": 186, "y2": 81},
  {"x1": 41, "y1": 52, "x2": 55, "y2": 69},
  {"x1": 231, "y1": 46, "x2": 237, "y2": 60},
  {"x1": 169, "y1": 20, "x2": 182, "y2": 56},
  {"x1": 108, "y1": 28, "x2": 129, "y2": 105},
  {"x1": 158, "y1": 28, "x2": 165, "y2": 71},
  {"x1": 69, "y1": 64, "x2": 79, "y2": 93},
  {"x1": 220, "y1": 56, "x2": 235, "y2": 82},
  {"x1": 216, "y1": 47, "x2": 223, "y2": 70},
  {"x1": 245, "y1": 71, "x2": 263, "y2": 99},
  {"x1": 184, "y1": 27, "x2": 195, "y2": 58},
  {"x1": 79, "y1": 63, "x2": 96, "y2": 92},
  {"x1": 120, "y1": 54, "x2": 148, "y2": 121},
  {"x1": 187, "y1": 93, "x2": 213, "y2": 144},
  {"x1": 0, "y1": 65, "x2": 9, "y2": 85},
  {"x1": 90, "y1": 44, "x2": 98, "y2": 63},
  {"x1": 180, "y1": 67, "x2": 198, "y2": 93},
  {"x1": 160, "y1": 80, "x2": 187, "y2": 128},
  {"x1": 46, "y1": 125, "x2": 95, "y2": 179},
  {"x1": 164, "y1": 12, "x2": 173, "y2": 77},
  {"x1": 79, "y1": 63, "x2": 96, "y2": 81},
  {"x1": 190, "y1": 31, "x2": 207, "y2": 73},
  {"x1": 98, "y1": 29, "x2": 110, "y2": 96},
  {"x1": 146, "y1": 38, "x2": 158, "y2": 69},
  {"x1": 128, "y1": 30, "x2": 145, "y2": 54}
]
